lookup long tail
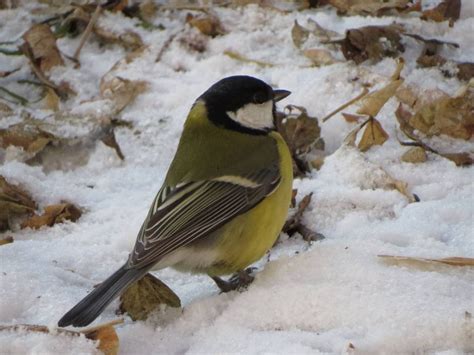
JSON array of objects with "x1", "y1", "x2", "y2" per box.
[{"x1": 58, "y1": 264, "x2": 146, "y2": 327}]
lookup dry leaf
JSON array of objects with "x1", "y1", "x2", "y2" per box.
[
  {"x1": 41, "y1": 87, "x2": 60, "y2": 111},
  {"x1": 329, "y1": 0, "x2": 410, "y2": 15},
  {"x1": 0, "y1": 319, "x2": 122, "y2": 355},
  {"x1": 0, "y1": 236, "x2": 14, "y2": 246},
  {"x1": 341, "y1": 25, "x2": 404, "y2": 64},
  {"x1": 83, "y1": 322, "x2": 121, "y2": 355},
  {"x1": 395, "y1": 103, "x2": 473, "y2": 167},
  {"x1": 0, "y1": 175, "x2": 36, "y2": 231},
  {"x1": 421, "y1": 0, "x2": 461, "y2": 24},
  {"x1": 281, "y1": 192, "x2": 324, "y2": 243},
  {"x1": 291, "y1": 20, "x2": 310, "y2": 49},
  {"x1": 303, "y1": 48, "x2": 337, "y2": 66},
  {"x1": 409, "y1": 87, "x2": 474, "y2": 140},
  {"x1": 119, "y1": 273, "x2": 181, "y2": 321},
  {"x1": 357, "y1": 80, "x2": 403, "y2": 116},
  {"x1": 186, "y1": 13, "x2": 224, "y2": 37},
  {"x1": 342, "y1": 113, "x2": 365, "y2": 123},
  {"x1": 94, "y1": 25, "x2": 144, "y2": 50},
  {"x1": 276, "y1": 105, "x2": 324, "y2": 176},
  {"x1": 357, "y1": 117, "x2": 389, "y2": 152},
  {"x1": 0, "y1": 122, "x2": 55, "y2": 156},
  {"x1": 22, "y1": 24, "x2": 64, "y2": 73},
  {"x1": 21, "y1": 203, "x2": 81, "y2": 229},
  {"x1": 379, "y1": 255, "x2": 474, "y2": 268},
  {"x1": 401, "y1": 147, "x2": 427, "y2": 163},
  {"x1": 100, "y1": 77, "x2": 148, "y2": 115}
]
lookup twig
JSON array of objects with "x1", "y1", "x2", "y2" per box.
[
  {"x1": 155, "y1": 31, "x2": 181, "y2": 62},
  {"x1": 73, "y1": 4, "x2": 102, "y2": 64},
  {"x1": 0, "y1": 86, "x2": 28, "y2": 105},
  {"x1": 322, "y1": 88, "x2": 369, "y2": 122},
  {"x1": 19, "y1": 43, "x2": 60, "y2": 92}
]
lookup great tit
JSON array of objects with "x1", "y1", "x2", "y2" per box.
[{"x1": 58, "y1": 75, "x2": 293, "y2": 327}]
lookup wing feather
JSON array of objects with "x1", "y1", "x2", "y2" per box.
[{"x1": 128, "y1": 166, "x2": 280, "y2": 269}]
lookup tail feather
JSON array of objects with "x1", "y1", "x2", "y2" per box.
[{"x1": 58, "y1": 264, "x2": 146, "y2": 327}]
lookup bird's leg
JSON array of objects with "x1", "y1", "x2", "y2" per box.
[{"x1": 210, "y1": 267, "x2": 256, "y2": 293}]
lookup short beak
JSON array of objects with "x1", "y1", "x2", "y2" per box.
[{"x1": 273, "y1": 89, "x2": 291, "y2": 102}]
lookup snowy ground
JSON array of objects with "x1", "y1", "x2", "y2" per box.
[{"x1": 1, "y1": 2, "x2": 473, "y2": 354}]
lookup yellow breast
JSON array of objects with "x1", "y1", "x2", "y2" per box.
[{"x1": 205, "y1": 132, "x2": 293, "y2": 276}]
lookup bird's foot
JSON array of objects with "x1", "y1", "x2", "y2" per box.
[{"x1": 211, "y1": 267, "x2": 256, "y2": 293}]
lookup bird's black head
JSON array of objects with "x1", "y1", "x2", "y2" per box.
[{"x1": 198, "y1": 75, "x2": 290, "y2": 135}]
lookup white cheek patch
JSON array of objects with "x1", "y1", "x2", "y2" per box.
[{"x1": 226, "y1": 100, "x2": 274, "y2": 130}]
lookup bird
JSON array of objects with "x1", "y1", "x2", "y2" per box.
[{"x1": 58, "y1": 75, "x2": 293, "y2": 327}]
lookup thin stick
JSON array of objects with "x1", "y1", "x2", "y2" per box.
[
  {"x1": 322, "y1": 87, "x2": 369, "y2": 123},
  {"x1": 73, "y1": 4, "x2": 102, "y2": 63}
]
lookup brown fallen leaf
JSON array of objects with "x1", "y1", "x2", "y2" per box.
[
  {"x1": 291, "y1": 20, "x2": 310, "y2": 49},
  {"x1": 276, "y1": 105, "x2": 324, "y2": 176},
  {"x1": 409, "y1": 86, "x2": 473, "y2": 140},
  {"x1": 379, "y1": 255, "x2": 474, "y2": 267},
  {"x1": 401, "y1": 147, "x2": 427, "y2": 163},
  {"x1": 357, "y1": 117, "x2": 389, "y2": 152},
  {"x1": 0, "y1": 319, "x2": 122, "y2": 355},
  {"x1": 357, "y1": 80, "x2": 403, "y2": 116},
  {"x1": 186, "y1": 13, "x2": 224, "y2": 37},
  {"x1": 0, "y1": 176, "x2": 36, "y2": 231},
  {"x1": 340, "y1": 25, "x2": 404, "y2": 64},
  {"x1": 281, "y1": 192, "x2": 325, "y2": 243},
  {"x1": 100, "y1": 76, "x2": 148, "y2": 115},
  {"x1": 421, "y1": 0, "x2": 461, "y2": 24},
  {"x1": 41, "y1": 87, "x2": 60, "y2": 111},
  {"x1": 0, "y1": 122, "x2": 55, "y2": 157},
  {"x1": 329, "y1": 0, "x2": 411, "y2": 16},
  {"x1": 0, "y1": 236, "x2": 14, "y2": 246},
  {"x1": 21, "y1": 203, "x2": 81, "y2": 229},
  {"x1": 22, "y1": 24, "x2": 64, "y2": 73},
  {"x1": 395, "y1": 103, "x2": 473, "y2": 167},
  {"x1": 355, "y1": 58, "x2": 404, "y2": 117},
  {"x1": 82, "y1": 320, "x2": 122, "y2": 355},
  {"x1": 119, "y1": 273, "x2": 181, "y2": 321},
  {"x1": 303, "y1": 48, "x2": 337, "y2": 66},
  {"x1": 342, "y1": 113, "x2": 365, "y2": 123},
  {"x1": 94, "y1": 24, "x2": 144, "y2": 50}
]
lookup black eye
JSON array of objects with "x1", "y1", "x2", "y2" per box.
[{"x1": 253, "y1": 91, "x2": 267, "y2": 104}]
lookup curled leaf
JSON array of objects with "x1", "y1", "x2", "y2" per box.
[
  {"x1": 395, "y1": 103, "x2": 473, "y2": 167},
  {"x1": 329, "y1": 0, "x2": 411, "y2": 16},
  {"x1": 186, "y1": 13, "x2": 224, "y2": 37},
  {"x1": 401, "y1": 147, "x2": 427, "y2": 163},
  {"x1": 421, "y1": 0, "x2": 461, "y2": 24},
  {"x1": 276, "y1": 105, "x2": 324, "y2": 176},
  {"x1": 119, "y1": 273, "x2": 181, "y2": 321},
  {"x1": 0, "y1": 175, "x2": 36, "y2": 231},
  {"x1": 100, "y1": 77, "x2": 148, "y2": 115},
  {"x1": 303, "y1": 48, "x2": 337, "y2": 66},
  {"x1": 341, "y1": 25, "x2": 404, "y2": 64},
  {"x1": 22, "y1": 24, "x2": 64, "y2": 73},
  {"x1": 357, "y1": 117, "x2": 389, "y2": 152},
  {"x1": 21, "y1": 203, "x2": 81, "y2": 229}
]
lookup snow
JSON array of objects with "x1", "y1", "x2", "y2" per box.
[{"x1": 1, "y1": 1, "x2": 473, "y2": 354}]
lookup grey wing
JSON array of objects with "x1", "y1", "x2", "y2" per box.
[{"x1": 127, "y1": 165, "x2": 281, "y2": 269}]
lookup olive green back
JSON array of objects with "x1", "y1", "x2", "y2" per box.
[{"x1": 164, "y1": 101, "x2": 279, "y2": 186}]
